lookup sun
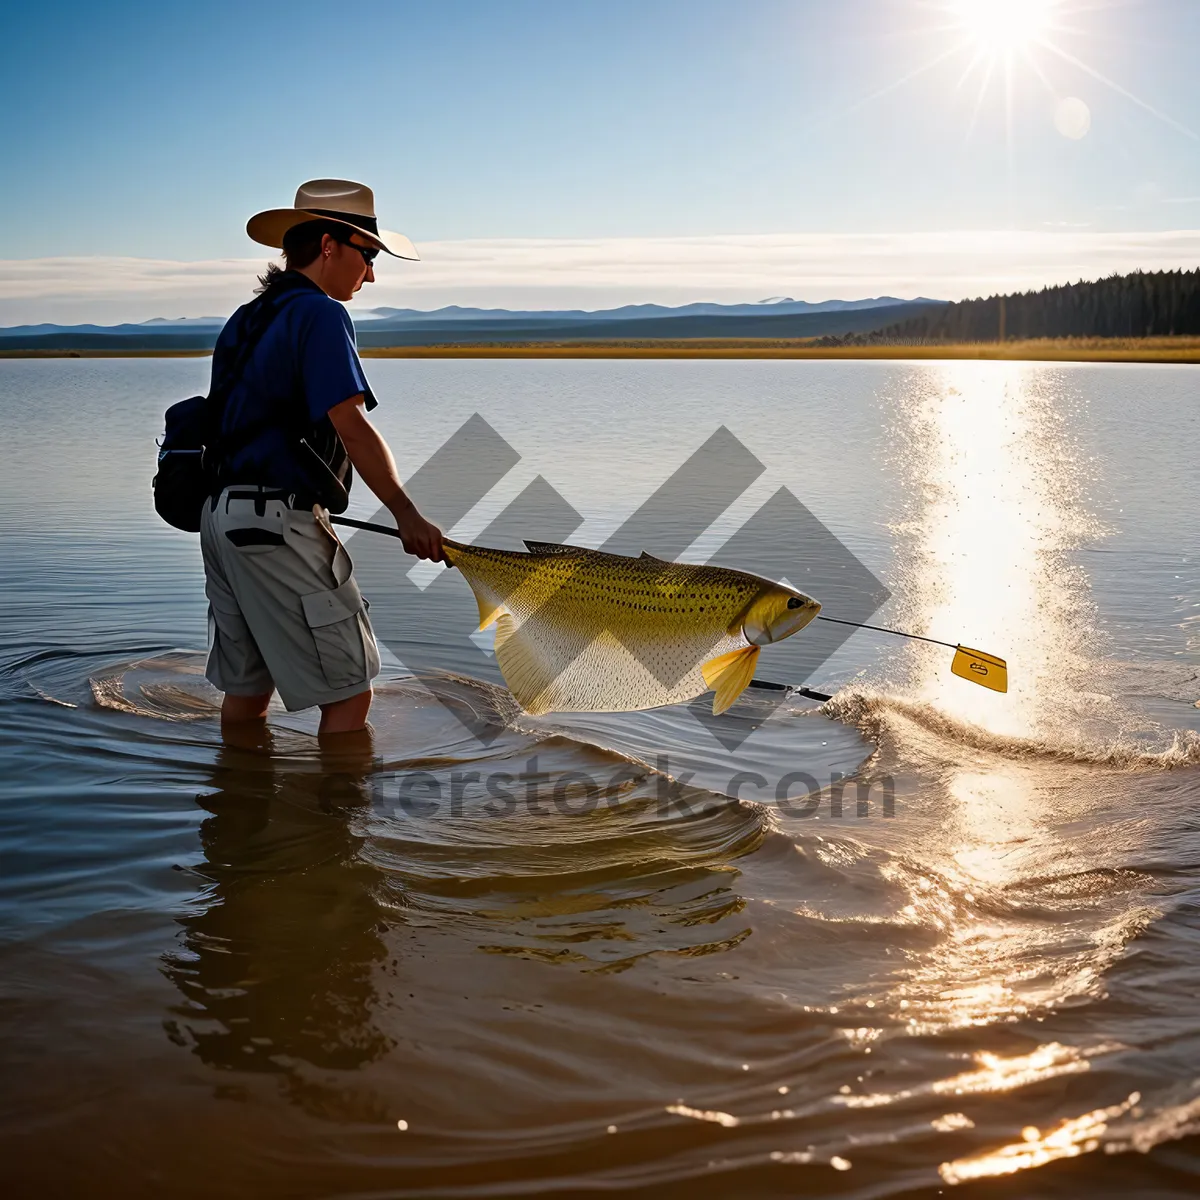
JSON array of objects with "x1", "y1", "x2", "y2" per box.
[
  {"x1": 950, "y1": 0, "x2": 1055, "y2": 55},
  {"x1": 841, "y1": 0, "x2": 1196, "y2": 162}
]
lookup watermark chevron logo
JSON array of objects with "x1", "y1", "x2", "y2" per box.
[{"x1": 344, "y1": 415, "x2": 889, "y2": 754}]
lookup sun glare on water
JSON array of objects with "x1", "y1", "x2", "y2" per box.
[{"x1": 893, "y1": 362, "x2": 1101, "y2": 742}]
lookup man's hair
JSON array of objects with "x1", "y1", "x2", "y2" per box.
[{"x1": 255, "y1": 220, "x2": 357, "y2": 293}]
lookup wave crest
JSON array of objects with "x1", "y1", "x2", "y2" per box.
[{"x1": 825, "y1": 688, "x2": 1200, "y2": 770}]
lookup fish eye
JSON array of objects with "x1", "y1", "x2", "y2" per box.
[{"x1": 787, "y1": 597, "x2": 804, "y2": 609}]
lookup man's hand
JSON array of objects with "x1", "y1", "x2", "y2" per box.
[
  {"x1": 391, "y1": 495, "x2": 445, "y2": 563},
  {"x1": 328, "y1": 394, "x2": 446, "y2": 563}
]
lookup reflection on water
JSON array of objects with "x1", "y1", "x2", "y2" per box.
[
  {"x1": 940, "y1": 1090, "x2": 1142, "y2": 1185},
  {"x1": 835, "y1": 1040, "x2": 1117, "y2": 1110},
  {"x1": 162, "y1": 739, "x2": 393, "y2": 1086}
]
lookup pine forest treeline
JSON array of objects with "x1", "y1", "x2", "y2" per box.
[{"x1": 883, "y1": 268, "x2": 1200, "y2": 342}]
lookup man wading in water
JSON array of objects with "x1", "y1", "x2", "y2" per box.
[{"x1": 202, "y1": 179, "x2": 443, "y2": 742}]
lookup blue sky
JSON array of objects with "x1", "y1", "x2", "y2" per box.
[{"x1": 2, "y1": 0, "x2": 1198, "y2": 318}]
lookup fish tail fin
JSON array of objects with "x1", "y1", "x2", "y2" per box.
[{"x1": 701, "y1": 645, "x2": 761, "y2": 715}]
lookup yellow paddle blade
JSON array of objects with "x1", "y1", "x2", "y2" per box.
[{"x1": 951, "y1": 646, "x2": 1008, "y2": 693}]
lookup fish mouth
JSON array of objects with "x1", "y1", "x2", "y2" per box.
[
  {"x1": 745, "y1": 597, "x2": 821, "y2": 646},
  {"x1": 789, "y1": 598, "x2": 822, "y2": 634}
]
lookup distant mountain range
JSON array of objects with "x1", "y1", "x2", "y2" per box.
[
  {"x1": 0, "y1": 317, "x2": 227, "y2": 339},
  {"x1": 354, "y1": 296, "x2": 939, "y2": 326},
  {"x1": 0, "y1": 296, "x2": 946, "y2": 350},
  {"x1": 353, "y1": 302, "x2": 947, "y2": 347}
]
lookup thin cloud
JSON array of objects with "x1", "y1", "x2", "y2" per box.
[{"x1": 2, "y1": 231, "x2": 1199, "y2": 324}]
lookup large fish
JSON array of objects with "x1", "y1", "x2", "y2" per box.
[{"x1": 442, "y1": 539, "x2": 821, "y2": 716}]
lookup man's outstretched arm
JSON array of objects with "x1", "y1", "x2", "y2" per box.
[{"x1": 328, "y1": 394, "x2": 445, "y2": 562}]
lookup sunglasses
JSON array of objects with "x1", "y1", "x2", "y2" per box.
[{"x1": 335, "y1": 231, "x2": 380, "y2": 266}]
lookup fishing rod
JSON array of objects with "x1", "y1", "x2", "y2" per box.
[
  {"x1": 811, "y1": 615, "x2": 1007, "y2": 695},
  {"x1": 748, "y1": 613, "x2": 1010, "y2": 703},
  {"x1": 329, "y1": 516, "x2": 1008, "y2": 697}
]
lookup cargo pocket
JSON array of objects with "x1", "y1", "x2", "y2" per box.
[
  {"x1": 205, "y1": 599, "x2": 272, "y2": 693},
  {"x1": 301, "y1": 576, "x2": 374, "y2": 690}
]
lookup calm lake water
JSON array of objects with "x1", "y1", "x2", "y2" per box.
[{"x1": 1, "y1": 357, "x2": 1199, "y2": 1197}]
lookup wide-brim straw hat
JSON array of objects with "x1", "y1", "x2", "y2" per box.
[{"x1": 247, "y1": 178, "x2": 419, "y2": 260}]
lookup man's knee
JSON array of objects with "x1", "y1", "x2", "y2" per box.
[
  {"x1": 221, "y1": 691, "x2": 273, "y2": 722},
  {"x1": 319, "y1": 687, "x2": 373, "y2": 734}
]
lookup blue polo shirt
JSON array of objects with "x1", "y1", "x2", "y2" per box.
[{"x1": 211, "y1": 271, "x2": 377, "y2": 500}]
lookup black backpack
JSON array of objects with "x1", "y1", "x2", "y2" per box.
[{"x1": 152, "y1": 286, "x2": 302, "y2": 532}]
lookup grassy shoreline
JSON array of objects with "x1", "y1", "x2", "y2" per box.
[{"x1": 3, "y1": 337, "x2": 1199, "y2": 363}]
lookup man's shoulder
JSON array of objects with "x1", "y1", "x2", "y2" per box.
[
  {"x1": 217, "y1": 300, "x2": 255, "y2": 348},
  {"x1": 287, "y1": 286, "x2": 350, "y2": 322},
  {"x1": 279, "y1": 291, "x2": 354, "y2": 348},
  {"x1": 223, "y1": 280, "x2": 353, "y2": 353}
]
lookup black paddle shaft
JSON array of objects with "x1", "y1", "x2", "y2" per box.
[
  {"x1": 747, "y1": 680, "x2": 832, "y2": 702},
  {"x1": 330, "y1": 515, "x2": 405, "y2": 539}
]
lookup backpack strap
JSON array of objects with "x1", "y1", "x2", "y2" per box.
[{"x1": 206, "y1": 283, "x2": 306, "y2": 467}]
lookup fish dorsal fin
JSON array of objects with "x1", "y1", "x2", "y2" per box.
[
  {"x1": 639, "y1": 551, "x2": 672, "y2": 562},
  {"x1": 523, "y1": 540, "x2": 586, "y2": 556},
  {"x1": 701, "y1": 645, "x2": 761, "y2": 715}
]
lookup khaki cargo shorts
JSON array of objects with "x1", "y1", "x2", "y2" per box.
[{"x1": 200, "y1": 487, "x2": 381, "y2": 711}]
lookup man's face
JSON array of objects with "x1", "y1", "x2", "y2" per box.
[{"x1": 321, "y1": 232, "x2": 378, "y2": 301}]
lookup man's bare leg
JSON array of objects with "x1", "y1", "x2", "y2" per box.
[
  {"x1": 221, "y1": 691, "x2": 272, "y2": 722},
  {"x1": 319, "y1": 687, "x2": 373, "y2": 738},
  {"x1": 220, "y1": 691, "x2": 274, "y2": 749},
  {"x1": 220, "y1": 688, "x2": 372, "y2": 740}
]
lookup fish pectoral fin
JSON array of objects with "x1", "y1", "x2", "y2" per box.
[
  {"x1": 492, "y1": 611, "x2": 554, "y2": 714},
  {"x1": 455, "y1": 569, "x2": 506, "y2": 630},
  {"x1": 473, "y1": 594, "x2": 504, "y2": 631},
  {"x1": 523, "y1": 540, "x2": 585, "y2": 556},
  {"x1": 701, "y1": 645, "x2": 761, "y2": 715}
]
